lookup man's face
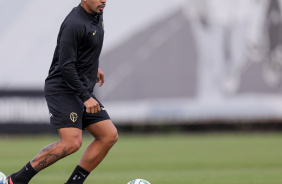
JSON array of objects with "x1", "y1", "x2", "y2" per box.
[{"x1": 84, "y1": 0, "x2": 106, "y2": 14}]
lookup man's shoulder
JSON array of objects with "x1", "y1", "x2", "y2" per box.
[
  {"x1": 63, "y1": 6, "x2": 87, "y2": 27},
  {"x1": 62, "y1": 13, "x2": 87, "y2": 34},
  {"x1": 64, "y1": 17, "x2": 84, "y2": 28}
]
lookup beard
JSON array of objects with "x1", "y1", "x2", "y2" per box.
[{"x1": 97, "y1": 3, "x2": 105, "y2": 15}]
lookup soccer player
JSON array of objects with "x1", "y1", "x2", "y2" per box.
[{"x1": 6, "y1": 0, "x2": 118, "y2": 184}]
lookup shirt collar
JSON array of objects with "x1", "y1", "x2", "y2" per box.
[{"x1": 78, "y1": 4, "x2": 100, "y2": 24}]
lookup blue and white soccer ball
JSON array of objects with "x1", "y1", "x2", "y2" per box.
[
  {"x1": 0, "y1": 172, "x2": 6, "y2": 184},
  {"x1": 127, "y1": 179, "x2": 151, "y2": 184}
]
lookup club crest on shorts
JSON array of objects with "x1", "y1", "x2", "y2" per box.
[{"x1": 70, "y1": 112, "x2": 78, "y2": 123}]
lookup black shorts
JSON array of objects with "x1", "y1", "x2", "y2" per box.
[{"x1": 45, "y1": 94, "x2": 110, "y2": 130}]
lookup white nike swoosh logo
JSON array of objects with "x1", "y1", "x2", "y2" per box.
[{"x1": 79, "y1": 171, "x2": 86, "y2": 177}]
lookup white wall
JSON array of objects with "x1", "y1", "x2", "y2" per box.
[{"x1": 0, "y1": 0, "x2": 184, "y2": 89}]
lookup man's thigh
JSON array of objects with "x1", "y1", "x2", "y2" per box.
[{"x1": 85, "y1": 119, "x2": 118, "y2": 139}]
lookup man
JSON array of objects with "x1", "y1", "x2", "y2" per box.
[{"x1": 6, "y1": 0, "x2": 118, "y2": 184}]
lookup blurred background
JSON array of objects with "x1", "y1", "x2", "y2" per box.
[
  {"x1": 2, "y1": 1, "x2": 282, "y2": 184},
  {"x1": 1, "y1": 0, "x2": 282, "y2": 132}
]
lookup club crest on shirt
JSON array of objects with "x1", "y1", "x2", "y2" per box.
[{"x1": 70, "y1": 112, "x2": 78, "y2": 123}]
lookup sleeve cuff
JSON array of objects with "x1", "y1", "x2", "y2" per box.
[{"x1": 80, "y1": 90, "x2": 91, "y2": 103}]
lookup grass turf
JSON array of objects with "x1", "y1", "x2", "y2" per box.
[{"x1": 0, "y1": 133, "x2": 282, "y2": 184}]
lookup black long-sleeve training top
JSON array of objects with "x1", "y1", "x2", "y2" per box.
[{"x1": 44, "y1": 4, "x2": 104, "y2": 102}]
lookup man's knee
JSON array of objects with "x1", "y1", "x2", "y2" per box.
[
  {"x1": 97, "y1": 129, "x2": 118, "y2": 147},
  {"x1": 87, "y1": 120, "x2": 118, "y2": 147},
  {"x1": 60, "y1": 138, "x2": 82, "y2": 154},
  {"x1": 70, "y1": 138, "x2": 83, "y2": 152},
  {"x1": 111, "y1": 131, "x2": 119, "y2": 145},
  {"x1": 58, "y1": 128, "x2": 83, "y2": 154},
  {"x1": 104, "y1": 129, "x2": 118, "y2": 147}
]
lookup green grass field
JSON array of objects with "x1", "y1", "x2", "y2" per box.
[{"x1": 1, "y1": 133, "x2": 282, "y2": 184}]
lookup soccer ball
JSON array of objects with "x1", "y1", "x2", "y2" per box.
[
  {"x1": 127, "y1": 179, "x2": 151, "y2": 184},
  {"x1": 0, "y1": 172, "x2": 6, "y2": 184}
]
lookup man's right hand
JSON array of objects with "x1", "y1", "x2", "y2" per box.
[{"x1": 84, "y1": 97, "x2": 101, "y2": 113}]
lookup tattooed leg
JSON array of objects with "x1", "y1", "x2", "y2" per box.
[
  {"x1": 30, "y1": 142, "x2": 67, "y2": 172},
  {"x1": 30, "y1": 128, "x2": 83, "y2": 172}
]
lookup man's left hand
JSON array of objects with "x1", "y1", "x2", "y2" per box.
[{"x1": 97, "y1": 68, "x2": 105, "y2": 87}]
